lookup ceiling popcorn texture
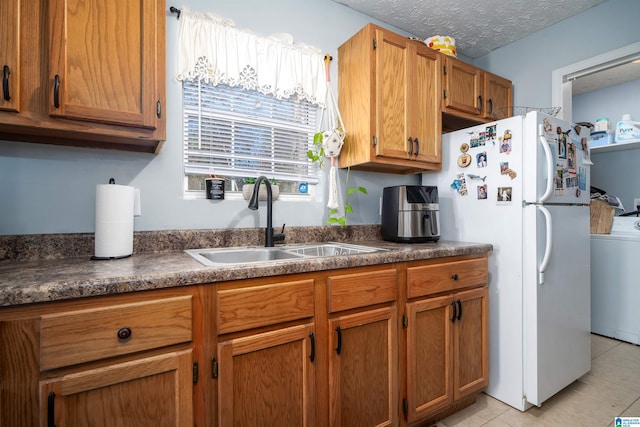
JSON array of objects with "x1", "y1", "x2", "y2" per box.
[{"x1": 332, "y1": 0, "x2": 607, "y2": 59}]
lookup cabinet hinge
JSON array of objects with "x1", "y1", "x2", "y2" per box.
[
  {"x1": 372, "y1": 135, "x2": 378, "y2": 146},
  {"x1": 373, "y1": 38, "x2": 377, "y2": 50},
  {"x1": 156, "y1": 100, "x2": 162, "y2": 118},
  {"x1": 443, "y1": 65, "x2": 448, "y2": 75},
  {"x1": 193, "y1": 361, "x2": 199, "y2": 384},
  {"x1": 211, "y1": 357, "x2": 219, "y2": 379},
  {"x1": 443, "y1": 89, "x2": 448, "y2": 99},
  {"x1": 402, "y1": 398, "x2": 409, "y2": 418},
  {"x1": 402, "y1": 314, "x2": 408, "y2": 329}
]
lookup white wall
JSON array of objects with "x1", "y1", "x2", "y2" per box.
[{"x1": 0, "y1": 0, "x2": 419, "y2": 235}]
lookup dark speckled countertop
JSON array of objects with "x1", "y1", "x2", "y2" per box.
[{"x1": 0, "y1": 226, "x2": 492, "y2": 307}]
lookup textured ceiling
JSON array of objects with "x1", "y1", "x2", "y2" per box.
[{"x1": 332, "y1": 0, "x2": 607, "y2": 59}]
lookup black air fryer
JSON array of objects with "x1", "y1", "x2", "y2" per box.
[{"x1": 381, "y1": 185, "x2": 440, "y2": 243}]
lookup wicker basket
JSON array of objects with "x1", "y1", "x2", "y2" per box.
[{"x1": 590, "y1": 199, "x2": 615, "y2": 234}]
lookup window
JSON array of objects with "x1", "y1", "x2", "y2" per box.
[{"x1": 183, "y1": 80, "x2": 320, "y2": 196}]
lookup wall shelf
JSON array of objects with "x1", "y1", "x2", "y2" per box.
[{"x1": 591, "y1": 140, "x2": 640, "y2": 153}]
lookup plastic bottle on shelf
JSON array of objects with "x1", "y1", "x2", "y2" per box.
[{"x1": 615, "y1": 114, "x2": 640, "y2": 144}]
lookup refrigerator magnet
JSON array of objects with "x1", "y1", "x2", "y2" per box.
[
  {"x1": 486, "y1": 125, "x2": 497, "y2": 145},
  {"x1": 476, "y1": 151, "x2": 487, "y2": 168},
  {"x1": 497, "y1": 187, "x2": 512, "y2": 204},
  {"x1": 458, "y1": 153, "x2": 472, "y2": 168},
  {"x1": 477, "y1": 184, "x2": 488, "y2": 200},
  {"x1": 500, "y1": 130, "x2": 512, "y2": 154}
]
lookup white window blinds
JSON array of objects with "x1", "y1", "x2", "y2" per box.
[{"x1": 183, "y1": 79, "x2": 319, "y2": 183}]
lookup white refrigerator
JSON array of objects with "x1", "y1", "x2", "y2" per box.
[{"x1": 422, "y1": 111, "x2": 591, "y2": 411}]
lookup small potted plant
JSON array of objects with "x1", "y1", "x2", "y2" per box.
[{"x1": 242, "y1": 177, "x2": 279, "y2": 201}]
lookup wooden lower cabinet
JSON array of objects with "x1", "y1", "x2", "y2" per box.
[
  {"x1": 405, "y1": 286, "x2": 489, "y2": 423},
  {"x1": 0, "y1": 254, "x2": 489, "y2": 427},
  {"x1": 328, "y1": 306, "x2": 398, "y2": 427},
  {"x1": 217, "y1": 323, "x2": 316, "y2": 426},
  {"x1": 40, "y1": 349, "x2": 193, "y2": 427}
]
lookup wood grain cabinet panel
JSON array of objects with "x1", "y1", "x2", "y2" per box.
[
  {"x1": 327, "y1": 267, "x2": 397, "y2": 313},
  {"x1": 40, "y1": 349, "x2": 193, "y2": 427},
  {"x1": 338, "y1": 24, "x2": 442, "y2": 174},
  {"x1": 407, "y1": 256, "x2": 489, "y2": 298},
  {"x1": 442, "y1": 55, "x2": 513, "y2": 125},
  {"x1": 217, "y1": 279, "x2": 314, "y2": 334},
  {"x1": 40, "y1": 296, "x2": 193, "y2": 371},
  {"x1": 329, "y1": 306, "x2": 398, "y2": 427},
  {"x1": 0, "y1": 0, "x2": 166, "y2": 153},
  {"x1": 217, "y1": 323, "x2": 316, "y2": 427},
  {"x1": 0, "y1": 0, "x2": 20, "y2": 112}
]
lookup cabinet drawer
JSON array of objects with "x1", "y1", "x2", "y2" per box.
[
  {"x1": 217, "y1": 279, "x2": 314, "y2": 334},
  {"x1": 328, "y1": 268, "x2": 397, "y2": 313},
  {"x1": 407, "y1": 257, "x2": 488, "y2": 299},
  {"x1": 40, "y1": 296, "x2": 193, "y2": 371}
]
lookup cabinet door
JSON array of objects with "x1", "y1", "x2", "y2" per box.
[
  {"x1": 453, "y1": 287, "x2": 489, "y2": 400},
  {"x1": 411, "y1": 45, "x2": 441, "y2": 164},
  {"x1": 443, "y1": 57, "x2": 482, "y2": 116},
  {"x1": 218, "y1": 323, "x2": 315, "y2": 427},
  {"x1": 48, "y1": 0, "x2": 162, "y2": 129},
  {"x1": 329, "y1": 306, "x2": 397, "y2": 427},
  {"x1": 483, "y1": 72, "x2": 513, "y2": 120},
  {"x1": 405, "y1": 294, "x2": 453, "y2": 422},
  {"x1": 0, "y1": 0, "x2": 20, "y2": 112},
  {"x1": 40, "y1": 349, "x2": 193, "y2": 427},
  {"x1": 374, "y1": 29, "x2": 411, "y2": 161}
]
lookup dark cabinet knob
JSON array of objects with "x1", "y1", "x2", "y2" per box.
[
  {"x1": 451, "y1": 273, "x2": 459, "y2": 281},
  {"x1": 117, "y1": 327, "x2": 132, "y2": 341}
]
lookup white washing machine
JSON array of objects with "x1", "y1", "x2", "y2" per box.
[{"x1": 591, "y1": 216, "x2": 640, "y2": 344}]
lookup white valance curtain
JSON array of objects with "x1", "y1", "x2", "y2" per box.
[{"x1": 176, "y1": 6, "x2": 327, "y2": 106}]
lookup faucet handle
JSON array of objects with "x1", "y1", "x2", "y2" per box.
[{"x1": 273, "y1": 223, "x2": 286, "y2": 243}]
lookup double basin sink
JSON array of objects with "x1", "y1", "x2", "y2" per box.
[{"x1": 186, "y1": 242, "x2": 386, "y2": 267}]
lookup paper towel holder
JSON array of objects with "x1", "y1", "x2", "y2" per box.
[{"x1": 92, "y1": 177, "x2": 136, "y2": 261}]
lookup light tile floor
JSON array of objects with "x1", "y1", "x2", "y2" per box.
[{"x1": 438, "y1": 334, "x2": 640, "y2": 427}]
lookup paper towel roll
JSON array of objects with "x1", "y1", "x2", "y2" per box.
[{"x1": 94, "y1": 184, "x2": 135, "y2": 259}]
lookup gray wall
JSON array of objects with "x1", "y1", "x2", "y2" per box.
[
  {"x1": 0, "y1": 0, "x2": 419, "y2": 235},
  {"x1": 2, "y1": 0, "x2": 639, "y2": 235},
  {"x1": 473, "y1": 0, "x2": 640, "y2": 213},
  {"x1": 573, "y1": 80, "x2": 640, "y2": 210}
]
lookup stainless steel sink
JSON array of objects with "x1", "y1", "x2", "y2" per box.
[
  {"x1": 186, "y1": 247, "x2": 305, "y2": 266},
  {"x1": 186, "y1": 242, "x2": 385, "y2": 267},
  {"x1": 282, "y1": 242, "x2": 383, "y2": 257}
]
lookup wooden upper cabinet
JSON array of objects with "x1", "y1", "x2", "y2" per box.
[
  {"x1": 443, "y1": 56, "x2": 482, "y2": 116},
  {"x1": 338, "y1": 24, "x2": 442, "y2": 174},
  {"x1": 442, "y1": 55, "x2": 513, "y2": 125},
  {"x1": 0, "y1": 0, "x2": 20, "y2": 112},
  {"x1": 0, "y1": 0, "x2": 166, "y2": 153},
  {"x1": 483, "y1": 71, "x2": 513, "y2": 120},
  {"x1": 49, "y1": 0, "x2": 160, "y2": 129}
]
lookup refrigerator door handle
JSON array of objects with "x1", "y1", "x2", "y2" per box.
[
  {"x1": 537, "y1": 205, "x2": 553, "y2": 284},
  {"x1": 538, "y1": 129, "x2": 554, "y2": 203}
]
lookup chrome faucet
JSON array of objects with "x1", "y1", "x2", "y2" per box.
[{"x1": 247, "y1": 176, "x2": 285, "y2": 247}]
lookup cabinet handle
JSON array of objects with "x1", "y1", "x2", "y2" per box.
[
  {"x1": 309, "y1": 332, "x2": 315, "y2": 362},
  {"x1": 2, "y1": 65, "x2": 10, "y2": 102},
  {"x1": 117, "y1": 327, "x2": 132, "y2": 341},
  {"x1": 456, "y1": 299, "x2": 463, "y2": 321},
  {"x1": 414, "y1": 137, "x2": 420, "y2": 156},
  {"x1": 488, "y1": 98, "x2": 493, "y2": 115},
  {"x1": 450, "y1": 300, "x2": 457, "y2": 322},
  {"x1": 47, "y1": 392, "x2": 56, "y2": 427},
  {"x1": 478, "y1": 95, "x2": 483, "y2": 112},
  {"x1": 451, "y1": 273, "x2": 459, "y2": 281},
  {"x1": 335, "y1": 326, "x2": 342, "y2": 355},
  {"x1": 407, "y1": 137, "x2": 413, "y2": 156},
  {"x1": 53, "y1": 75, "x2": 60, "y2": 108},
  {"x1": 156, "y1": 100, "x2": 162, "y2": 118}
]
